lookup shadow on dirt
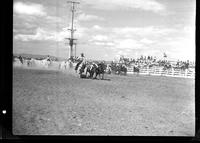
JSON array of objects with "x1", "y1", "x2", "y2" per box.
[
  {"x1": 80, "y1": 75, "x2": 111, "y2": 81},
  {"x1": 92, "y1": 78, "x2": 111, "y2": 81}
]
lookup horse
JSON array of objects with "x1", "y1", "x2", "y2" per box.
[
  {"x1": 120, "y1": 64, "x2": 127, "y2": 75},
  {"x1": 26, "y1": 59, "x2": 32, "y2": 67},
  {"x1": 163, "y1": 63, "x2": 172, "y2": 71},
  {"x1": 28, "y1": 58, "x2": 36, "y2": 67},
  {"x1": 40, "y1": 59, "x2": 51, "y2": 68},
  {"x1": 29, "y1": 58, "x2": 51, "y2": 68},
  {"x1": 13, "y1": 57, "x2": 23, "y2": 67},
  {"x1": 59, "y1": 60, "x2": 69, "y2": 70},
  {"x1": 18, "y1": 56, "x2": 24, "y2": 64},
  {"x1": 75, "y1": 60, "x2": 83, "y2": 73},
  {"x1": 94, "y1": 62, "x2": 106, "y2": 79},
  {"x1": 173, "y1": 63, "x2": 189, "y2": 71},
  {"x1": 105, "y1": 64, "x2": 112, "y2": 74},
  {"x1": 115, "y1": 63, "x2": 127, "y2": 75},
  {"x1": 84, "y1": 62, "x2": 105, "y2": 79},
  {"x1": 133, "y1": 65, "x2": 140, "y2": 74},
  {"x1": 85, "y1": 63, "x2": 95, "y2": 78},
  {"x1": 77, "y1": 61, "x2": 87, "y2": 78},
  {"x1": 110, "y1": 63, "x2": 118, "y2": 74}
]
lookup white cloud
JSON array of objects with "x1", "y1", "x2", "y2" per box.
[
  {"x1": 92, "y1": 25, "x2": 103, "y2": 30},
  {"x1": 81, "y1": 0, "x2": 165, "y2": 13},
  {"x1": 115, "y1": 39, "x2": 144, "y2": 50},
  {"x1": 14, "y1": 20, "x2": 195, "y2": 61},
  {"x1": 140, "y1": 38, "x2": 154, "y2": 44},
  {"x1": 92, "y1": 41, "x2": 115, "y2": 46},
  {"x1": 77, "y1": 13, "x2": 104, "y2": 21},
  {"x1": 106, "y1": 42, "x2": 115, "y2": 46},
  {"x1": 92, "y1": 35, "x2": 108, "y2": 41},
  {"x1": 14, "y1": 26, "x2": 87, "y2": 42},
  {"x1": 23, "y1": 22, "x2": 36, "y2": 29},
  {"x1": 116, "y1": 50, "x2": 129, "y2": 57},
  {"x1": 112, "y1": 26, "x2": 176, "y2": 38},
  {"x1": 164, "y1": 37, "x2": 195, "y2": 61},
  {"x1": 14, "y1": 28, "x2": 66, "y2": 42},
  {"x1": 93, "y1": 42, "x2": 105, "y2": 46},
  {"x1": 14, "y1": 2, "x2": 46, "y2": 16},
  {"x1": 46, "y1": 16, "x2": 62, "y2": 23}
]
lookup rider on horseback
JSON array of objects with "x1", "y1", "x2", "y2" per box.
[
  {"x1": 75, "y1": 53, "x2": 86, "y2": 73},
  {"x1": 46, "y1": 55, "x2": 51, "y2": 61},
  {"x1": 19, "y1": 55, "x2": 23, "y2": 64}
]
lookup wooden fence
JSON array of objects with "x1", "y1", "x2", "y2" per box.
[{"x1": 127, "y1": 67, "x2": 195, "y2": 78}]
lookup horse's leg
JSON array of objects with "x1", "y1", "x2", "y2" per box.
[
  {"x1": 88, "y1": 70, "x2": 91, "y2": 78},
  {"x1": 86, "y1": 70, "x2": 89, "y2": 78},
  {"x1": 91, "y1": 71, "x2": 95, "y2": 79},
  {"x1": 102, "y1": 73, "x2": 104, "y2": 80},
  {"x1": 94, "y1": 72, "x2": 97, "y2": 79},
  {"x1": 90, "y1": 72, "x2": 93, "y2": 78}
]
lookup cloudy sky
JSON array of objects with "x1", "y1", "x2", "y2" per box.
[{"x1": 13, "y1": 0, "x2": 196, "y2": 61}]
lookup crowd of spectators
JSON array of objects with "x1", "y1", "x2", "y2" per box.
[{"x1": 117, "y1": 55, "x2": 195, "y2": 69}]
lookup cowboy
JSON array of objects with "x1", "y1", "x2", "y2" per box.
[
  {"x1": 46, "y1": 55, "x2": 51, "y2": 61},
  {"x1": 19, "y1": 55, "x2": 23, "y2": 64},
  {"x1": 79, "y1": 53, "x2": 86, "y2": 62},
  {"x1": 75, "y1": 53, "x2": 86, "y2": 72},
  {"x1": 185, "y1": 60, "x2": 189, "y2": 69}
]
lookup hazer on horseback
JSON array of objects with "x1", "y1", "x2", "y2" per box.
[
  {"x1": 75, "y1": 53, "x2": 88, "y2": 78},
  {"x1": 19, "y1": 55, "x2": 23, "y2": 64},
  {"x1": 46, "y1": 55, "x2": 51, "y2": 62},
  {"x1": 75, "y1": 53, "x2": 86, "y2": 73}
]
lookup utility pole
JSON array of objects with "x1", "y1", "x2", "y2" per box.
[
  {"x1": 74, "y1": 43, "x2": 77, "y2": 58},
  {"x1": 67, "y1": 1, "x2": 79, "y2": 60}
]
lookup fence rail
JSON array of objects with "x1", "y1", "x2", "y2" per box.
[{"x1": 127, "y1": 67, "x2": 195, "y2": 78}]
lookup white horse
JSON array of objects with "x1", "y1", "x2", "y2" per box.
[
  {"x1": 105, "y1": 64, "x2": 112, "y2": 74},
  {"x1": 13, "y1": 58, "x2": 23, "y2": 67},
  {"x1": 30, "y1": 59, "x2": 51, "y2": 68},
  {"x1": 59, "y1": 61, "x2": 70, "y2": 70},
  {"x1": 41, "y1": 59, "x2": 51, "y2": 68}
]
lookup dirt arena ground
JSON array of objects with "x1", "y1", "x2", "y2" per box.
[{"x1": 12, "y1": 67, "x2": 195, "y2": 136}]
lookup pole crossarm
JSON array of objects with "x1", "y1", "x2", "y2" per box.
[
  {"x1": 65, "y1": 38, "x2": 77, "y2": 40},
  {"x1": 67, "y1": 29, "x2": 76, "y2": 32},
  {"x1": 67, "y1": 1, "x2": 80, "y2": 4}
]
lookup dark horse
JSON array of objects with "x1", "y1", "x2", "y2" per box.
[
  {"x1": 95, "y1": 62, "x2": 106, "y2": 79},
  {"x1": 76, "y1": 62, "x2": 87, "y2": 78},
  {"x1": 111, "y1": 63, "x2": 127, "y2": 75},
  {"x1": 133, "y1": 66, "x2": 140, "y2": 74},
  {"x1": 163, "y1": 63, "x2": 172, "y2": 71},
  {"x1": 116, "y1": 64, "x2": 127, "y2": 75},
  {"x1": 86, "y1": 62, "x2": 105, "y2": 79},
  {"x1": 19, "y1": 56, "x2": 23, "y2": 64},
  {"x1": 85, "y1": 63, "x2": 95, "y2": 78}
]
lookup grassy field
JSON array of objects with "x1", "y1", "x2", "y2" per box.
[{"x1": 13, "y1": 67, "x2": 195, "y2": 136}]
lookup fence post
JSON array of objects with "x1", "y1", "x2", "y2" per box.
[
  {"x1": 159, "y1": 68, "x2": 162, "y2": 76},
  {"x1": 172, "y1": 68, "x2": 174, "y2": 76},
  {"x1": 185, "y1": 69, "x2": 187, "y2": 77}
]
